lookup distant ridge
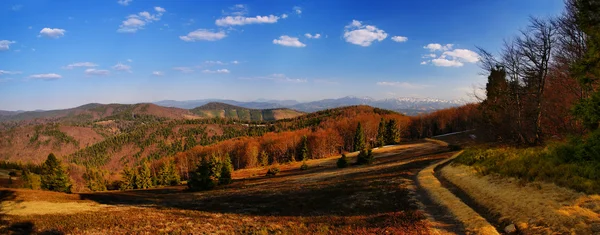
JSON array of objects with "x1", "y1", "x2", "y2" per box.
[{"x1": 190, "y1": 102, "x2": 303, "y2": 121}]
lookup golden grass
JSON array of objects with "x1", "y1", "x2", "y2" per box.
[
  {"x1": 441, "y1": 164, "x2": 600, "y2": 234},
  {"x1": 1, "y1": 201, "x2": 110, "y2": 216},
  {"x1": 417, "y1": 151, "x2": 500, "y2": 235}
]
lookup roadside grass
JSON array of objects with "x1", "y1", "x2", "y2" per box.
[{"x1": 455, "y1": 144, "x2": 600, "y2": 194}]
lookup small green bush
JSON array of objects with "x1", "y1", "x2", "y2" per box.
[
  {"x1": 355, "y1": 149, "x2": 374, "y2": 165},
  {"x1": 337, "y1": 154, "x2": 349, "y2": 168},
  {"x1": 266, "y1": 167, "x2": 280, "y2": 176},
  {"x1": 300, "y1": 161, "x2": 308, "y2": 170}
]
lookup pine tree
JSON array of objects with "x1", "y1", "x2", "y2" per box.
[
  {"x1": 219, "y1": 154, "x2": 233, "y2": 185},
  {"x1": 297, "y1": 135, "x2": 309, "y2": 161},
  {"x1": 376, "y1": 118, "x2": 386, "y2": 147},
  {"x1": 120, "y1": 166, "x2": 136, "y2": 190},
  {"x1": 355, "y1": 149, "x2": 374, "y2": 165},
  {"x1": 40, "y1": 153, "x2": 71, "y2": 193},
  {"x1": 385, "y1": 119, "x2": 399, "y2": 145},
  {"x1": 188, "y1": 156, "x2": 219, "y2": 191},
  {"x1": 337, "y1": 154, "x2": 349, "y2": 168},
  {"x1": 353, "y1": 122, "x2": 366, "y2": 151},
  {"x1": 136, "y1": 163, "x2": 153, "y2": 189}
]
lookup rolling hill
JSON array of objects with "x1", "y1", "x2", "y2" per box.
[{"x1": 190, "y1": 102, "x2": 304, "y2": 121}]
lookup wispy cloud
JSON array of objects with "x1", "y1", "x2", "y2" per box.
[
  {"x1": 293, "y1": 6, "x2": 302, "y2": 15},
  {"x1": 202, "y1": 69, "x2": 230, "y2": 74},
  {"x1": 85, "y1": 69, "x2": 110, "y2": 76},
  {"x1": 273, "y1": 35, "x2": 306, "y2": 47},
  {"x1": 11, "y1": 5, "x2": 23, "y2": 11},
  {"x1": 0, "y1": 40, "x2": 16, "y2": 51},
  {"x1": 243, "y1": 74, "x2": 307, "y2": 83},
  {"x1": 152, "y1": 71, "x2": 164, "y2": 76},
  {"x1": 180, "y1": 29, "x2": 226, "y2": 42},
  {"x1": 29, "y1": 73, "x2": 62, "y2": 81},
  {"x1": 216, "y1": 15, "x2": 281, "y2": 26},
  {"x1": 118, "y1": 7, "x2": 165, "y2": 33},
  {"x1": 172, "y1": 67, "x2": 194, "y2": 73},
  {"x1": 344, "y1": 20, "x2": 387, "y2": 47},
  {"x1": 63, "y1": 62, "x2": 98, "y2": 69},
  {"x1": 0, "y1": 70, "x2": 21, "y2": 75},
  {"x1": 112, "y1": 63, "x2": 132, "y2": 72},
  {"x1": 305, "y1": 33, "x2": 321, "y2": 39},
  {"x1": 117, "y1": 0, "x2": 132, "y2": 6}
]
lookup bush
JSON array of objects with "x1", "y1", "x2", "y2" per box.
[
  {"x1": 300, "y1": 161, "x2": 308, "y2": 170},
  {"x1": 266, "y1": 167, "x2": 280, "y2": 176},
  {"x1": 355, "y1": 149, "x2": 374, "y2": 165},
  {"x1": 337, "y1": 154, "x2": 349, "y2": 168}
]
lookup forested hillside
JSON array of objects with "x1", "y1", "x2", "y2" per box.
[{"x1": 190, "y1": 102, "x2": 303, "y2": 121}]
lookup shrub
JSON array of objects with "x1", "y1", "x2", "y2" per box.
[
  {"x1": 266, "y1": 167, "x2": 280, "y2": 176},
  {"x1": 337, "y1": 154, "x2": 349, "y2": 168},
  {"x1": 355, "y1": 149, "x2": 374, "y2": 165},
  {"x1": 300, "y1": 161, "x2": 308, "y2": 170}
]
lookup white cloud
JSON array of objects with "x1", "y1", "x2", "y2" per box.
[
  {"x1": 293, "y1": 6, "x2": 302, "y2": 15},
  {"x1": 63, "y1": 62, "x2": 98, "y2": 69},
  {"x1": 39, "y1": 28, "x2": 66, "y2": 38},
  {"x1": 215, "y1": 15, "x2": 281, "y2": 26},
  {"x1": 225, "y1": 4, "x2": 248, "y2": 16},
  {"x1": 376, "y1": 81, "x2": 429, "y2": 89},
  {"x1": 420, "y1": 61, "x2": 427, "y2": 65},
  {"x1": 391, "y1": 36, "x2": 408, "y2": 43},
  {"x1": 0, "y1": 70, "x2": 21, "y2": 75},
  {"x1": 343, "y1": 20, "x2": 387, "y2": 47},
  {"x1": 273, "y1": 35, "x2": 306, "y2": 47},
  {"x1": 180, "y1": 29, "x2": 226, "y2": 42},
  {"x1": 202, "y1": 69, "x2": 230, "y2": 74},
  {"x1": 442, "y1": 49, "x2": 479, "y2": 63},
  {"x1": 204, "y1": 60, "x2": 226, "y2": 65},
  {"x1": 112, "y1": 63, "x2": 132, "y2": 72},
  {"x1": 173, "y1": 67, "x2": 194, "y2": 73},
  {"x1": 85, "y1": 69, "x2": 110, "y2": 76},
  {"x1": 305, "y1": 33, "x2": 321, "y2": 39},
  {"x1": 0, "y1": 40, "x2": 16, "y2": 51},
  {"x1": 117, "y1": 0, "x2": 132, "y2": 6},
  {"x1": 152, "y1": 71, "x2": 164, "y2": 76},
  {"x1": 29, "y1": 73, "x2": 62, "y2": 81},
  {"x1": 154, "y1": 6, "x2": 166, "y2": 13},
  {"x1": 118, "y1": 7, "x2": 165, "y2": 33},
  {"x1": 127, "y1": 59, "x2": 133, "y2": 63},
  {"x1": 431, "y1": 58, "x2": 464, "y2": 67},
  {"x1": 268, "y1": 74, "x2": 306, "y2": 83},
  {"x1": 231, "y1": 60, "x2": 240, "y2": 64},
  {"x1": 424, "y1": 43, "x2": 453, "y2": 51}
]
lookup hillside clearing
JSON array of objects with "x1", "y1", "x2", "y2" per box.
[{"x1": 0, "y1": 142, "x2": 456, "y2": 234}]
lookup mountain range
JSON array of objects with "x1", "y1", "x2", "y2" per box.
[{"x1": 154, "y1": 96, "x2": 468, "y2": 115}]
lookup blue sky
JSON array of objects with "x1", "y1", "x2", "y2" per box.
[{"x1": 0, "y1": 0, "x2": 565, "y2": 110}]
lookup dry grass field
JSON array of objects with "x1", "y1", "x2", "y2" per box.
[{"x1": 0, "y1": 141, "x2": 454, "y2": 234}]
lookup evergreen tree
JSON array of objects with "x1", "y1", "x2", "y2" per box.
[
  {"x1": 297, "y1": 135, "x2": 309, "y2": 161},
  {"x1": 188, "y1": 155, "x2": 221, "y2": 191},
  {"x1": 21, "y1": 170, "x2": 41, "y2": 190},
  {"x1": 83, "y1": 168, "x2": 107, "y2": 191},
  {"x1": 353, "y1": 122, "x2": 366, "y2": 151},
  {"x1": 385, "y1": 119, "x2": 399, "y2": 145},
  {"x1": 120, "y1": 166, "x2": 136, "y2": 190},
  {"x1": 337, "y1": 154, "x2": 349, "y2": 168},
  {"x1": 136, "y1": 163, "x2": 153, "y2": 189},
  {"x1": 355, "y1": 149, "x2": 374, "y2": 165},
  {"x1": 40, "y1": 153, "x2": 71, "y2": 193},
  {"x1": 219, "y1": 154, "x2": 233, "y2": 185},
  {"x1": 376, "y1": 118, "x2": 386, "y2": 147}
]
